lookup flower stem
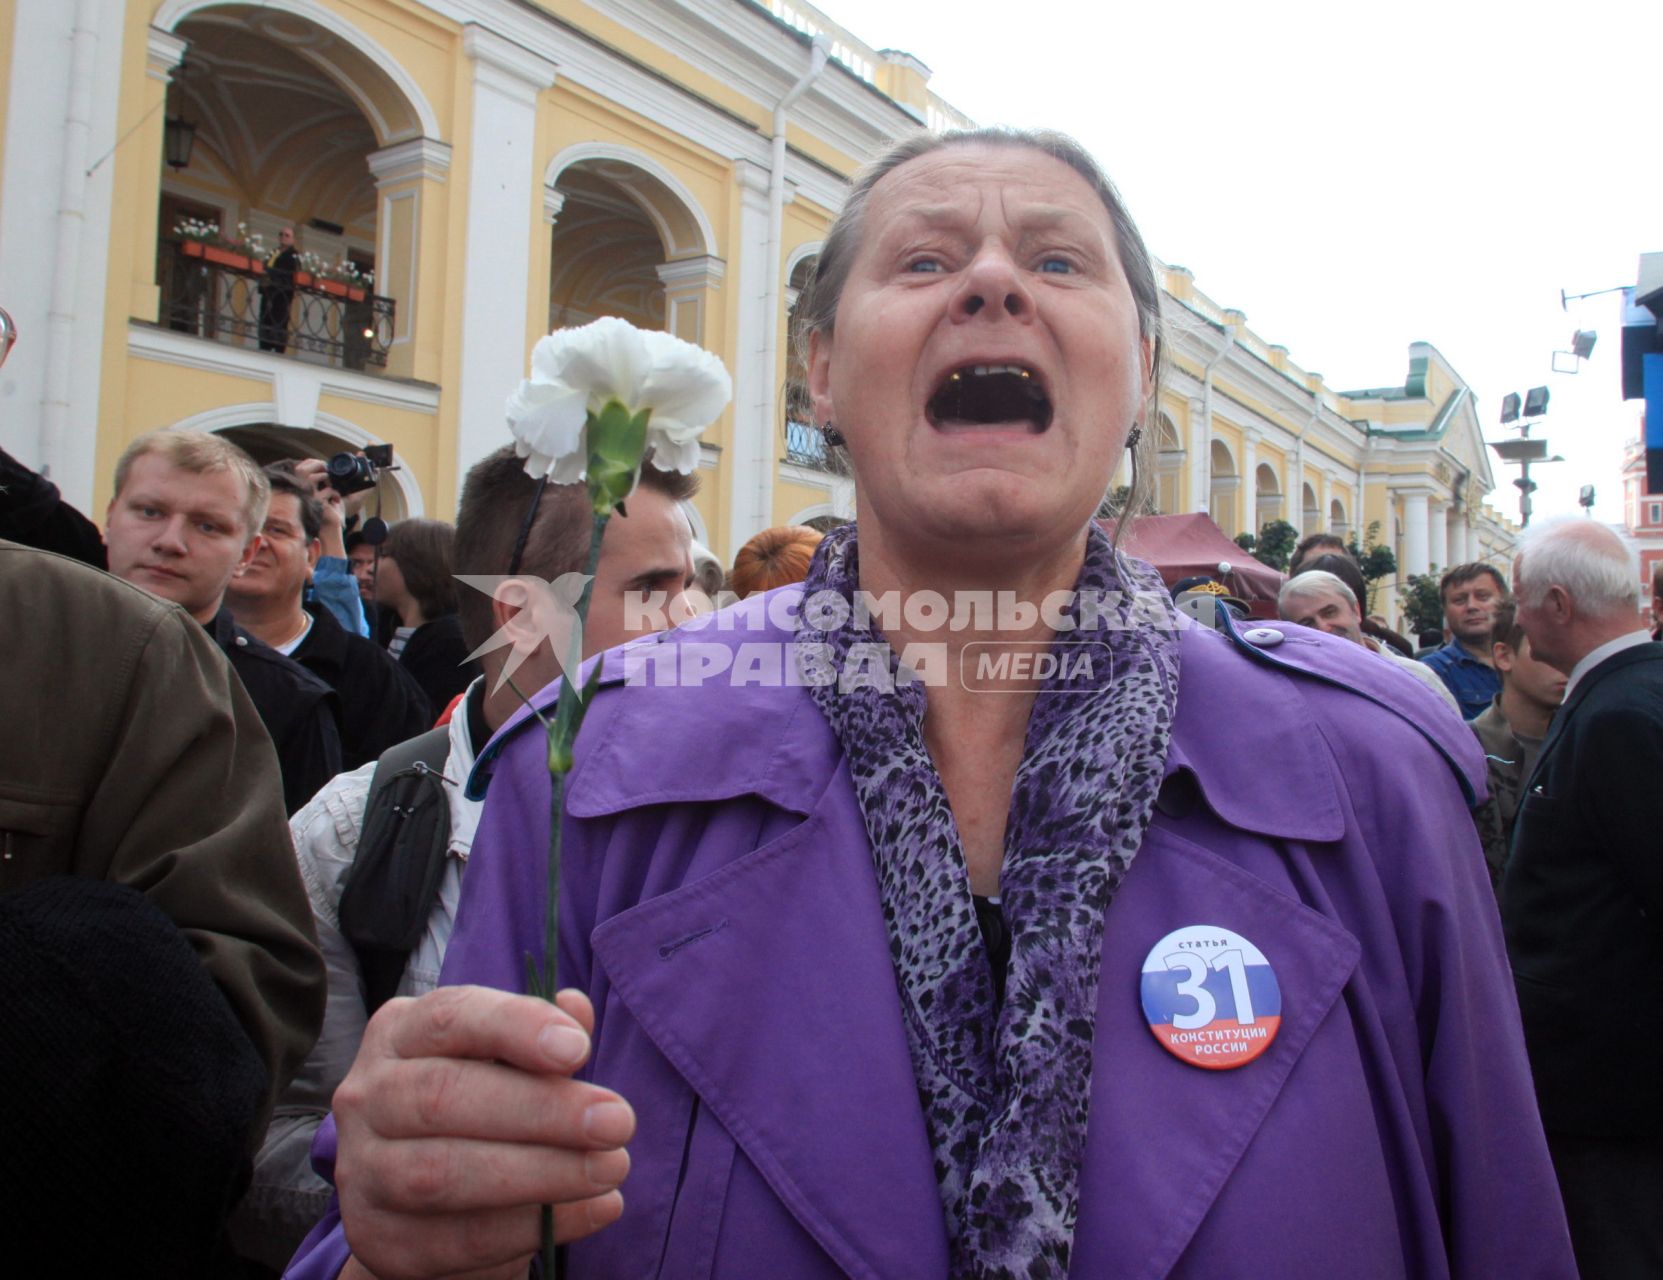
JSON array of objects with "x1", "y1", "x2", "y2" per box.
[{"x1": 532, "y1": 510, "x2": 609, "y2": 1280}]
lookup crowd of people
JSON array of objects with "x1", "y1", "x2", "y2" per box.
[{"x1": 2, "y1": 124, "x2": 1661, "y2": 1279}]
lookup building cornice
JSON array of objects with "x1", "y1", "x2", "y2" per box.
[
  {"x1": 127, "y1": 324, "x2": 441, "y2": 414},
  {"x1": 368, "y1": 137, "x2": 453, "y2": 186}
]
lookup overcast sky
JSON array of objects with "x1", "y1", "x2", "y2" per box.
[{"x1": 817, "y1": 0, "x2": 1660, "y2": 527}]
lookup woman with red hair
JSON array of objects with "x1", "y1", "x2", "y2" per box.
[{"x1": 729, "y1": 523, "x2": 824, "y2": 598}]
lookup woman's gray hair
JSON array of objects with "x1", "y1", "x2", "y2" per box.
[
  {"x1": 793, "y1": 127, "x2": 1165, "y2": 524},
  {"x1": 1514, "y1": 516, "x2": 1639, "y2": 617}
]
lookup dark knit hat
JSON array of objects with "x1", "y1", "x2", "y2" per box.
[{"x1": 0, "y1": 877, "x2": 268, "y2": 1278}]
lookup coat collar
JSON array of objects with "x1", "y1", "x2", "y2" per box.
[{"x1": 1535, "y1": 640, "x2": 1663, "y2": 774}]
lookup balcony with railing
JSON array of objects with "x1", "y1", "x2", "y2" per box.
[
  {"x1": 785, "y1": 419, "x2": 834, "y2": 470},
  {"x1": 158, "y1": 241, "x2": 395, "y2": 371}
]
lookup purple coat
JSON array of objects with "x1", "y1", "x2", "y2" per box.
[{"x1": 290, "y1": 593, "x2": 1575, "y2": 1279}]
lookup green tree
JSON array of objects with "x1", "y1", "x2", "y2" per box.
[
  {"x1": 1251, "y1": 519, "x2": 1298, "y2": 572},
  {"x1": 1344, "y1": 521, "x2": 1398, "y2": 613},
  {"x1": 1401, "y1": 573, "x2": 1446, "y2": 637}
]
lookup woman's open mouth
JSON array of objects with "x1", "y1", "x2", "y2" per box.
[{"x1": 926, "y1": 363, "x2": 1052, "y2": 433}]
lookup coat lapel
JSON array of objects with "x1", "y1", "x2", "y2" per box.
[
  {"x1": 1527, "y1": 645, "x2": 1661, "y2": 792},
  {"x1": 589, "y1": 766, "x2": 949, "y2": 1280},
  {"x1": 1072, "y1": 823, "x2": 1362, "y2": 1279}
]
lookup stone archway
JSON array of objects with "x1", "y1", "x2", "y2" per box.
[
  {"x1": 155, "y1": 3, "x2": 438, "y2": 373},
  {"x1": 1209, "y1": 438, "x2": 1239, "y2": 534},
  {"x1": 156, "y1": 0, "x2": 437, "y2": 142},
  {"x1": 1254, "y1": 462, "x2": 1282, "y2": 530},
  {"x1": 169, "y1": 402, "x2": 420, "y2": 518},
  {"x1": 545, "y1": 145, "x2": 720, "y2": 343}
]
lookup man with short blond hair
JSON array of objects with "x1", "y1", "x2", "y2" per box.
[{"x1": 103, "y1": 428, "x2": 341, "y2": 812}]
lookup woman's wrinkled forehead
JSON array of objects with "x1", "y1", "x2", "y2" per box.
[{"x1": 864, "y1": 143, "x2": 1110, "y2": 230}]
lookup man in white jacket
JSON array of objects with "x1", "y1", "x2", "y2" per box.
[{"x1": 231, "y1": 448, "x2": 697, "y2": 1271}]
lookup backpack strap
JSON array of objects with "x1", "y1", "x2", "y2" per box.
[
  {"x1": 340, "y1": 726, "x2": 454, "y2": 1014},
  {"x1": 366, "y1": 725, "x2": 453, "y2": 799}
]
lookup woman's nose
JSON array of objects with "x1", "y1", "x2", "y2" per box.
[{"x1": 951, "y1": 244, "x2": 1034, "y2": 322}]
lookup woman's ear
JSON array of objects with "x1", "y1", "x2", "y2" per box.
[{"x1": 807, "y1": 328, "x2": 835, "y2": 425}]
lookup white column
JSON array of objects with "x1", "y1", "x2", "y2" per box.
[
  {"x1": 1319, "y1": 472, "x2": 1333, "y2": 533},
  {"x1": 726, "y1": 160, "x2": 773, "y2": 555},
  {"x1": 456, "y1": 26, "x2": 556, "y2": 479},
  {"x1": 1403, "y1": 490, "x2": 1431, "y2": 577},
  {"x1": 367, "y1": 138, "x2": 451, "y2": 380},
  {"x1": 1240, "y1": 432, "x2": 1259, "y2": 534},
  {"x1": 1428, "y1": 498, "x2": 1449, "y2": 572},
  {"x1": 1450, "y1": 513, "x2": 1470, "y2": 565}
]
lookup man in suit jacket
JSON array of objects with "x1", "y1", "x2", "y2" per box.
[{"x1": 1503, "y1": 516, "x2": 1663, "y2": 1279}]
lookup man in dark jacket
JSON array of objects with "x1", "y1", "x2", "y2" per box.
[
  {"x1": 0, "y1": 538, "x2": 326, "y2": 1270},
  {"x1": 229, "y1": 463, "x2": 431, "y2": 769},
  {"x1": 99, "y1": 430, "x2": 342, "y2": 813},
  {"x1": 258, "y1": 226, "x2": 300, "y2": 354},
  {"x1": 1505, "y1": 517, "x2": 1663, "y2": 1277}
]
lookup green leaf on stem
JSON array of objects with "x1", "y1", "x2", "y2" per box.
[{"x1": 585, "y1": 400, "x2": 652, "y2": 515}]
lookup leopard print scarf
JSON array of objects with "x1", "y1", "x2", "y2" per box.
[{"x1": 797, "y1": 522, "x2": 1181, "y2": 1280}]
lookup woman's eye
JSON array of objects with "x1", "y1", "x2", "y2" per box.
[
  {"x1": 1038, "y1": 257, "x2": 1075, "y2": 274},
  {"x1": 906, "y1": 258, "x2": 944, "y2": 274}
]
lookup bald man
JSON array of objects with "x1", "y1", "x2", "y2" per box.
[{"x1": 1503, "y1": 517, "x2": 1663, "y2": 1278}]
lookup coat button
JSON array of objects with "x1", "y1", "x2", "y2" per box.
[
  {"x1": 1243, "y1": 627, "x2": 1284, "y2": 647},
  {"x1": 235, "y1": 636, "x2": 248, "y2": 646}
]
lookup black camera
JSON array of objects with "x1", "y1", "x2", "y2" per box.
[{"x1": 324, "y1": 443, "x2": 396, "y2": 496}]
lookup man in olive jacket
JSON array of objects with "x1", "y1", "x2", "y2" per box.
[{"x1": 0, "y1": 539, "x2": 325, "y2": 1130}]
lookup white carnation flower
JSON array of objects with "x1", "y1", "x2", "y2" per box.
[{"x1": 505, "y1": 316, "x2": 732, "y2": 484}]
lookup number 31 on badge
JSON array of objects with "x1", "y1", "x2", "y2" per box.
[{"x1": 1139, "y1": 925, "x2": 1282, "y2": 1070}]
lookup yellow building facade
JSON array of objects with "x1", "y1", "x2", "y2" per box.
[
  {"x1": 1153, "y1": 267, "x2": 1519, "y2": 621},
  {"x1": 0, "y1": 0, "x2": 1513, "y2": 618}
]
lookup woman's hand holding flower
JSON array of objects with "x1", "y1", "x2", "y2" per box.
[{"x1": 331, "y1": 985, "x2": 633, "y2": 1280}]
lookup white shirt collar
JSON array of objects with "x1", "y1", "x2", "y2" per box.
[
  {"x1": 1565, "y1": 629, "x2": 1653, "y2": 700},
  {"x1": 445, "y1": 676, "x2": 486, "y2": 860}
]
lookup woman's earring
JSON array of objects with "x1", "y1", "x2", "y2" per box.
[
  {"x1": 821, "y1": 423, "x2": 845, "y2": 447},
  {"x1": 1125, "y1": 424, "x2": 1143, "y2": 449}
]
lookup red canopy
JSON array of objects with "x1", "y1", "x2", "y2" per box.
[{"x1": 1096, "y1": 512, "x2": 1285, "y2": 609}]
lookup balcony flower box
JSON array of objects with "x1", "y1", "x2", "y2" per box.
[
  {"x1": 316, "y1": 278, "x2": 350, "y2": 299},
  {"x1": 294, "y1": 270, "x2": 314, "y2": 288},
  {"x1": 201, "y1": 244, "x2": 253, "y2": 271}
]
